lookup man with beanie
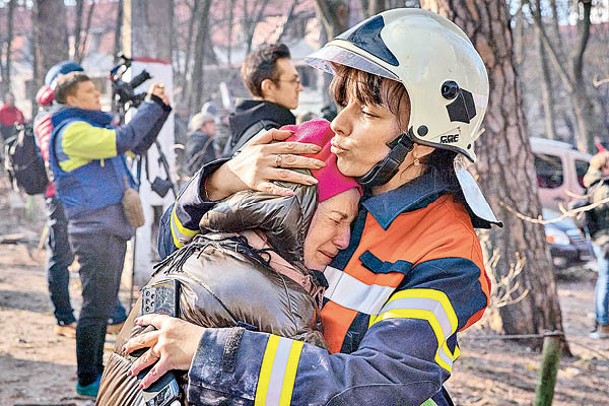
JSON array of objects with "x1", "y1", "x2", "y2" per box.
[
  {"x1": 222, "y1": 43, "x2": 303, "y2": 156},
  {"x1": 49, "y1": 71, "x2": 171, "y2": 397},
  {"x1": 34, "y1": 61, "x2": 127, "y2": 338}
]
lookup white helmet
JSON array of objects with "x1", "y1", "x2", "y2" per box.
[
  {"x1": 306, "y1": 8, "x2": 499, "y2": 226},
  {"x1": 306, "y1": 8, "x2": 489, "y2": 163}
]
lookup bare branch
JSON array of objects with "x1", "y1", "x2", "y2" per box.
[
  {"x1": 593, "y1": 75, "x2": 609, "y2": 88},
  {"x1": 525, "y1": 0, "x2": 574, "y2": 93}
]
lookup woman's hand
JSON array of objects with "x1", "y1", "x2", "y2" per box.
[
  {"x1": 206, "y1": 128, "x2": 327, "y2": 200},
  {"x1": 122, "y1": 314, "x2": 204, "y2": 390}
]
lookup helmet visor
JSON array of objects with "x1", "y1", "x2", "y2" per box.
[{"x1": 305, "y1": 44, "x2": 399, "y2": 81}]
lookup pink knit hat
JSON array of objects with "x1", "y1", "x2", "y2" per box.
[{"x1": 282, "y1": 119, "x2": 362, "y2": 202}]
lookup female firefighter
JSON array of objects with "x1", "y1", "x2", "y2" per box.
[{"x1": 124, "y1": 8, "x2": 500, "y2": 406}]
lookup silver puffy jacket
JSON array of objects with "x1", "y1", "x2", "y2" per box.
[{"x1": 98, "y1": 177, "x2": 325, "y2": 405}]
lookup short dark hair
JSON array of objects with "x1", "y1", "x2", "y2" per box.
[
  {"x1": 330, "y1": 65, "x2": 457, "y2": 174},
  {"x1": 329, "y1": 65, "x2": 411, "y2": 131},
  {"x1": 241, "y1": 43, "x2": 291, "y2": 98},
  {"x1": 54, "y1": 72, "x2": 92, "y2": 104}
]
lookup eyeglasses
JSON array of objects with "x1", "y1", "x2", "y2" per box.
[{"x1": 275, "y1": 77, "x2": 302, "y2": 87}]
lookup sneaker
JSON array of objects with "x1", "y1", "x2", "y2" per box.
[
  {"x1": 54, "y1": 322, "x2": 76, "y2": 338},
  {"x1": 106, "y1": 321, "x2": 125, "y2": 335},
  {"x1": 589, "y1": 323, "x2": 609, "y2": 339},
  {"x1": 76, "y1": 375, "x2": 101, "y2": 398}
]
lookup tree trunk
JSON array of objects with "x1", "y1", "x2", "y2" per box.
[
  {"x1": 314, "y1": 0, "x2": 349, "y2": 106},
  {"x1": 1, "y1": 0, "x2": 16, "y2": 95},
  {"x1": 315, "y1": 0, "x2": 349, "y2": 39},
  {"x1": 178, "y1": 0, "x2": 199, "y2": 115},
  {"x1": 189, "y1": 0, "x2": 211, "y2": 113},
  {"x1": 111, "y1": 0, "x2": 124, "y2": 114},
  {"x1": 113, "y1": 0, "x2": 124, "y2": 60},
  {"x1": 276, "y1": 0, "x2": 300, "y2": 43},
  {"x1": 421, "y1": 0, "x2": 568, "y2": 351},
  {"x1": 569, "y1": 0, "x2": 601, "y2": 152},
  {"x1": 227, "y1": 0, "x2": 234, "y2": 65},
  {"x1": 33, "y1": 0, "x2": 69, "y2": 88},
  {"x1": 243, "y1": 0, "x2": 271, "y2": 55},
  {"x1": 534, "y1": 0, "x2": 557, "y2": 140},
  {"x1": 367, "y1": 0, "x2": 386, "y2": 16},
  {"x1": 529, "y1": 0, "x2": 603, "y2": 153},
  {"x1": 77, "y1": 0, "x2": 97, "y2": 63},
  {"x1": 73, "y1": 0, "x2": 84, "y2": 61}
]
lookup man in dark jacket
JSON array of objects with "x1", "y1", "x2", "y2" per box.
[
  {"x1": 184, "y1": 112, "x2": 219, "y2": 177},
  {"x1": 49, "y1": 72, "x2": 171, "y2": 398},
  {"x1": 223, "y1": 43, "x2": 303, "y2": 156}
]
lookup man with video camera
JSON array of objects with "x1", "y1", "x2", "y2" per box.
[{"x1": 48, "y1": 71, "x2": 171, "y2": 398}]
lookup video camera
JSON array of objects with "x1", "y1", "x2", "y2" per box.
[{"x1": 110, "y1": 53, "x2": 152, "y2": 108}]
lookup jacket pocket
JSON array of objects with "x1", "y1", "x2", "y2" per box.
[{"x1": 359, "y1": 250, "x2": 412, "y2": 275}]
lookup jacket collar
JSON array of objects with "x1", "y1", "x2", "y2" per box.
[
  {"x1": 362, "y1": 167, "x2": 455, "y2": 230},
  {"x1": 51, "y1": 106, "x2": 113, "y2": 128}
]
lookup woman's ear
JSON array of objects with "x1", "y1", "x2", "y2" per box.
[{"x1": 412, "y1": 144, "x2": 435, "y2": 161}]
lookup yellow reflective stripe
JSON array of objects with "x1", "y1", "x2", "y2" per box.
[
  {"x1": 255, "y1": 336, "x2": 304, "y2": 406},
  {"x1": 421, "y1": 399, "x2": 438, "y2": 406},
  {"x1": 255, "y1": 335, "x2": 281, "y2": 406},
  {"x1": 369, "y1": 289, "x2": 459, "y2": 373},
  {"x1": 170, "y1": 203, "x2": 199, "y2": 249}
]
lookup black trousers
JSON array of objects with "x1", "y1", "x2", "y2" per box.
[{"x1": 69, "y1": 231, "x2": 126, "y2": 386}]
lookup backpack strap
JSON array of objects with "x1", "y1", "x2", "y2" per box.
[{"x1": 224, "y1": 119, "x2": 280, "y2": 157}]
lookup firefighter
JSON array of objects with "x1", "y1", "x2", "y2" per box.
[{"x1": 125, "y1": 8, "x2": 500, "y2": 405}]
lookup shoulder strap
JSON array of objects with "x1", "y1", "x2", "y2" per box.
[
  {"x1": 186, "y1": 136, "x2": 215, "y2": 169},
  {"x1": 227, "y1": 119, "x2": 280, "y2": 157}
]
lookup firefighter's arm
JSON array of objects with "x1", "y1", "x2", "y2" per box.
[
  {"x1": 127, "y1": 257, "x2": 489, "y2": 405},
  {"x1": 157, "y1": 159, "x2": 229, "y2": 258},
  {"x1": 205, "y1": 128, "x2": 322, "y2": 201}
]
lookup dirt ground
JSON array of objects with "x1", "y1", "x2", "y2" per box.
[{"x1": 0, "y1": 178, "x2": 608, "y2": 405}]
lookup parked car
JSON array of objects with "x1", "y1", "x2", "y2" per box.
[
  {"x1": 543, "y1": 208, "x2": 595, "y2": 269},
  {"x1": 531, "y1": 137, "x2": 596, "y2": 268},
  {"x1": 531, "y1": 137, "x2": 591, "y2": 211}
]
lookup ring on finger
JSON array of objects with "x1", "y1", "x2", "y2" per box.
[{"x1": 275, "y1": 154, "x2": 283, "y2": 168}]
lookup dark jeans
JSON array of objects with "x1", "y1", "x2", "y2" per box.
[
  {"x1": 69, "y1": 231, "x2": 127, "y2": 386},
  {"x1": 45, "y1": 197, "x2": 76, "y2": 325},
  {"x1": 45, "y1": 197, "x2": 127, "y2": 326}
]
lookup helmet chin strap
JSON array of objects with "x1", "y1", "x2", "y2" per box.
[{"x1": 356, "y1": 128, "x2": 415, "y2": 188}]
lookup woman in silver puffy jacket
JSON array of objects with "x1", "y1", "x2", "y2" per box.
[{"x1": 97, "y1": 119, "x2": 361, "y2": 405}]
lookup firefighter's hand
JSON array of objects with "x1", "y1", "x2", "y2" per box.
[
  {"x1": 206, "y1": 128, "x2": 326, "y2": 200},
  {"x1": 146, "y1": 83, "x2": 170, "y2": 105},
  {"x1": 122, "y1": 314, "x2": 204, "y2": 389}
]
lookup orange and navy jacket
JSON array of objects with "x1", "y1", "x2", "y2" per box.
[{"x1": 159, "y1": 167, "x2": 491, "y2": 406}]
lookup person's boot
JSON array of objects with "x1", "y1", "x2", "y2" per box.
[
  {"x1": 589, "y1": 323, "x2": 609, "y2": 339},
  {"x1": 76, "y1": 375, "x2": 101, "y2": 398}
]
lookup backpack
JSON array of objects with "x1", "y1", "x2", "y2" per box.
[{"x1": 3, "y1": 123, "x2": 49, "y2": 195}]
